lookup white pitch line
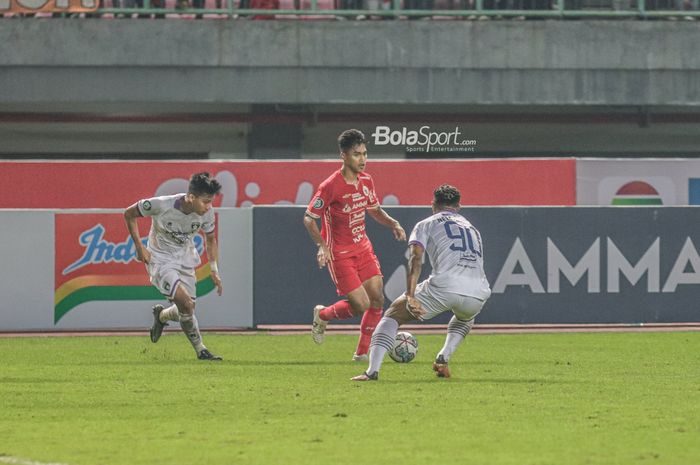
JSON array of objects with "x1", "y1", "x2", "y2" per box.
[{"x1": 0, "y1": 457, "x2": 70, "y2": 465}]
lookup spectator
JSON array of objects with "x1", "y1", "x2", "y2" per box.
[
  {"x1": 405, "y1": 0, "x2": 434, "y2": 18},
  {"x1": 675, "y1": 0, "x2": 698, "y2": 19},
  {"x1": 337, "y1": 0, "x2": 363, "y2": 19}
]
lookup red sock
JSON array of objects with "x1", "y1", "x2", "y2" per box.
[
  {"x1": 319, "y1": 300, "x2": 354, "y2": 321},
  {"x1": 355, "y1": 307, "x2": 383, "y2": 355}
]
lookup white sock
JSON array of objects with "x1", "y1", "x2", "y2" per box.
[
  {"x1": 159, "y1": 304, "x2": 180, "y2": 323},
  {"x1": 437, "y1": 316, "x2": 474, "y2": 362},
  {"x1": 179, "y1": 313, "x2": 206, "y2": 354},
  {"x1": 367, "y1": 317, "x2": 399, "y2": 375}
]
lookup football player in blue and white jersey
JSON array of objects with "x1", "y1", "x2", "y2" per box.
[
  {"x1": 124, "y1": 172, "x2": 224, "y2": 361},
  {"x1": 352, "y1": 184, "x2": 491, "y2": 381}
]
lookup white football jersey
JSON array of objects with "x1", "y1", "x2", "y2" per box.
[
  {"x1": 408, "y1": 210, "x2": 491, "y2": 300},
  {"x1": 137, "y1": 194, "x2": 215, "y2": 268}
]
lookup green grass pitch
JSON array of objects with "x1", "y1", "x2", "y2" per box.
[{"x1": 1, "y1": 331, "x2": 698, "y2": 465}]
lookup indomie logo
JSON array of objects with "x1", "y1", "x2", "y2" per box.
[{"x1": 62, "y1": 224, "x2": 204, "y2": 275}]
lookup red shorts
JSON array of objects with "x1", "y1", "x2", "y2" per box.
[{"x1": 327, "y1": 248, "x2": 383, "y2": 296}]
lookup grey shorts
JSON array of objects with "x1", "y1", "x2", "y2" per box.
[
  {"x1": 414, "y1": 280, "x2": 485, "y2": 322},
  {"x1": 147, "y1": 261, "x2": 196, "y2": 300}
]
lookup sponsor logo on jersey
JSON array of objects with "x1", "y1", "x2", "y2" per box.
[
  {"x1": 191, "y1": 222, "x2": 201, "y2": 231},
  {"x1": 349, "y1": 211, "x2": 365, "y2": 226},
  {"x1": 350, "y1": 200, "x2": 368, "y2": 210}
]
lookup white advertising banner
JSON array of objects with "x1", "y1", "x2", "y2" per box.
[
  {"x1": 0, "y1": 209, "x2": 253, "y2": 331},
  {"x1": 577, "y1": 158, "x2": 700, "y2": 206}
]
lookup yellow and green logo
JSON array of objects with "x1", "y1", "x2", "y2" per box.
[{"x1": 54, "y1": 214, "x2": 214, "y2": 324}]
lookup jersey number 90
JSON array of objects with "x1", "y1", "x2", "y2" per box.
[{"x1": 444, "y1": 221, "x2": 482, "y2": 257}]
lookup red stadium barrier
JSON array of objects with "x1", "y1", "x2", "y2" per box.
[{"x1": 0, "y1": 159, "x2": 575, "y2": 208}]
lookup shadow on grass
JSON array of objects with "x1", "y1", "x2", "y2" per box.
[
  {"x1": 379, "y1": 377, "x2": 575, "y2": 384},
  {"x1": 68, "y1": 360, "x2": 362, "y2": 367}
]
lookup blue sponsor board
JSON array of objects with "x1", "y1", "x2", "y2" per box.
[
  {"x1": 253, "y1": 207, "x2": 700, "y2": 325},
  {"x1": 688, "y1": 178, "x2": 700, "y2": 205}
]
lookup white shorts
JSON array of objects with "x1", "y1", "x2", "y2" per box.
[
  {"x1": 414, "y1": 280, "x2": 486, "y2": 322},
  {"x1": 147, "y1": 261, "x2": 197, "y2": 301}
]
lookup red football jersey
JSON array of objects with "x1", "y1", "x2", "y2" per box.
[{"x1": 306, "y1": 170, "x2": 380, "y2": 257}]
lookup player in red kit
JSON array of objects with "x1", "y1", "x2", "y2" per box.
[{"x1": 303, "y1": 129, "x2": 406, "y2": 361}]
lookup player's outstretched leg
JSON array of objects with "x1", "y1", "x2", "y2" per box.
[
  {"x1": 312, "y1": 300, "x2": 354, "y2": 345},
  {"x1": 350, "y1": 371, "x2": 378, "y2": 381},
  {"x1": 354, "y1": 276, "x2": 384, "y2": 360},
  {"x1": 351, "y1": 316, "x2": 399, "y2": 381},
  {"x1": 173, "y1": 286, "x2": 221, "y2": 361},
  {"x1": 434, "y1": 316, "x2": 474, "y2": 377},
  {"x1": 150, "y1": 303, "x2": 180, "y2": 343},
  {"x1": 354, "y1": 306, "x2": 382, "y2": 361},
  {"x1": 197, "y1": 348, "x2": 223, "y2": 361},
  {"x1": 179, "y1": 313, "x2": 222, "y2": 361},
  {"x1": 311, "y1": 305, "x2": 328, "y2": 344},
  {"x1": 150, "y1": 304, "x2": 166, "y2": 343},
  {"x1": 432, "y1": 354, "x2": 451, "y2": 378}
]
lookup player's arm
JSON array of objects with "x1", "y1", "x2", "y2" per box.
[
  {"x1": 205, "y1": 231, "x2": 223, "y2": 296},
  {"x1": 123, "y1": 203, "x2": 150, "y2": 264},
  {"x1": 367, "y1": 207, "x2": 406, "y2": 241},
  {"x1": 405, "y1": 243, "x2": 425, "y2": 318},
  {"x1": 303, "y1": 213, "x2": 332, "y2": 268}
]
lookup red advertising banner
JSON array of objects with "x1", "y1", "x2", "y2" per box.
[
  {"x1": 2, "y1": 0, "x2": 98, "y2": 13},
  {"x1": 1, "y1": 159, "x2": 575, "y2": 208},
  {"x1": 54, "y1": 213, "x2": 214, "y2": 324}
]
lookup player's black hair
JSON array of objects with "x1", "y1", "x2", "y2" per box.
[
  {"x1": 188, "y1": 172, "x2": 222, "y2": 197},
  {"x1": 433, "y1": 184, "x2": 461, "y2": 207},
  {"x1": 338, "y1": 129, "x2": 368, "y2": 153}
]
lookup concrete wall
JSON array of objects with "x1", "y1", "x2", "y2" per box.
[{"x1": 2, "y1": 20, "x2": 700, "y2": 106}]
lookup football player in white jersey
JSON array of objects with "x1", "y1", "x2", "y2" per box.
[
  {"x1": 124, "y1": 172, "x2": 224, "y2": 361},
  {"x1": 352, "y1": 184, "x2": 491, "y2": 380}
]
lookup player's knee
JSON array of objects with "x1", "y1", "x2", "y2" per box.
[
  {"x1": 176, "y1": 299, "x2": 195, "y2": 315},
  {"x1": 370, "y1": 294, "x2": 385, "y2": 309},
  {"x1": 351, "y1": 297, "x2": 370, "y2": 314},
  {"x1": 452, "y1": 308, "x2": 476, "y2": 322},
  {"x1": 384, "y1": 305, "x2": 400, "y2": 319},
  {"x1": 385, "y1": 300, "x2": 406, "y2": 320}
]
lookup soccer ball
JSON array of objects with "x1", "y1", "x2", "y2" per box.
[{"x1": 388, "y1": 331, "x2": 418, "y2": 363}]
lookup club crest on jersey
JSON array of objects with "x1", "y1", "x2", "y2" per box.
[
  {"x1": 142, "y1": 200, "x2": 152, "y2": 211},
  {"x1": 362, "y1": 185, "x2": 370, "y2": 197},
  {"x1": 313, "y1": 197, "x2": 324, "y2": 209}
]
